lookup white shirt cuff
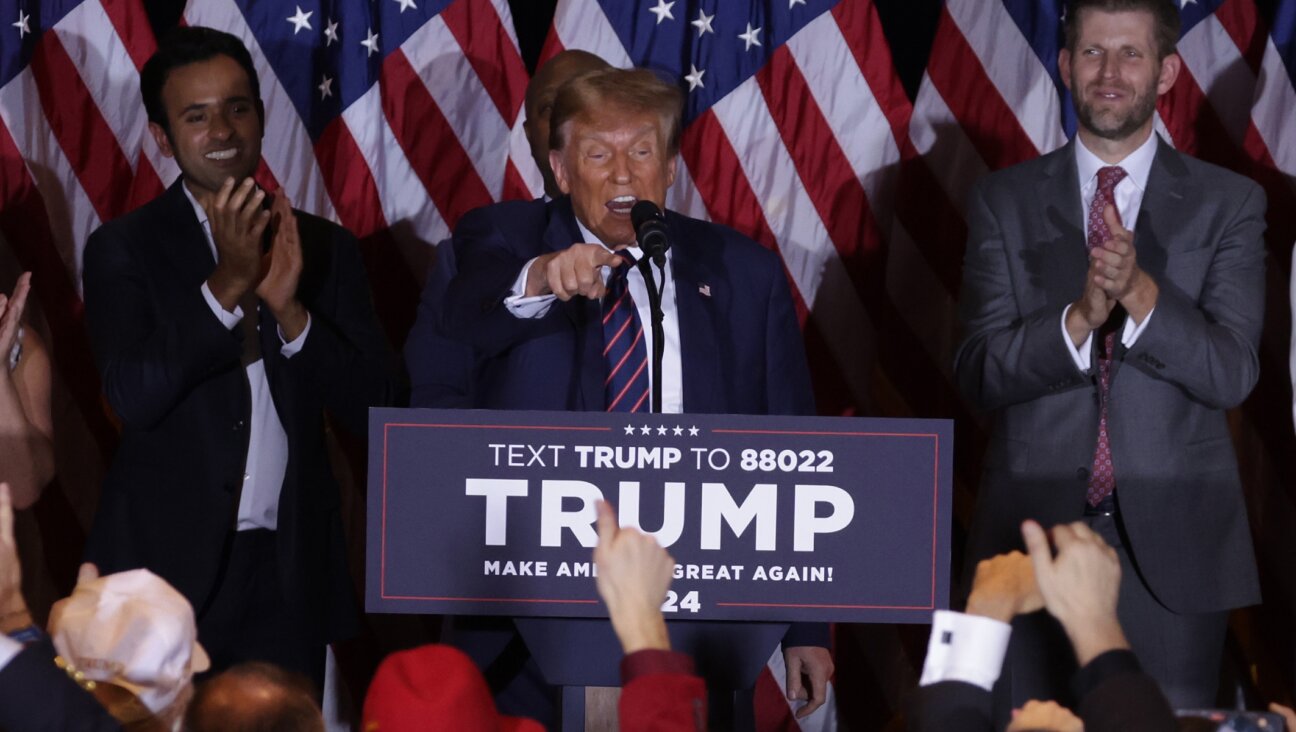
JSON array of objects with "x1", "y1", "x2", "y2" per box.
[
  {"x1": 278, "y1": 313, "x2": 310, "y2": 357},
  {"x1": 201, "y1": 282, "x2": 242, "y2": 330},
  {"x1": 504, "y1": 257, "x2": 556, "y2": 318},
  {"x1": 0, "y1": 633, "x2": 22, "y2": 670},
  {"x1": 1061, "y1": 304, "x2": 1093, "y2": 371},
  {"x1": 918, "y1": 609, "x2": 1012, "y2": 691},
  {"x1": 1122, "y1": 306, "x2": 1154, "y2": 346}
]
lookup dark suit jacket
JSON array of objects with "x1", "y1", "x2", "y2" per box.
[
  {"x1": 405, "y1": 237, "x2": 483, "y2": 408},
  {"x1": 82, "y1": 180, "x2": 400, "y2": 645},
  {"x1": 0, "y1": 640, "x2": 122, "y2": 731},
  {"x1": 907, "y1": 649, "x2": 1176, "y2": 732},
  {"x1": 954, "y1": 138, "x2": 1264, "y2": 613},
  {"x1": 444, "y1": 196, "x2": 814, "y2": 416},
  {"x1": 439, "y1": 196, "x2": 825, "y2": 663}
]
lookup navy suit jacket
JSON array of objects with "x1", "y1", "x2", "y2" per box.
[
  {"x1": 440, "y1": 196, "x2": 826, "y2": 657},
  {"x1": 444, "y1": 196, "x2": 814, "y2": 416},
  {"x1": 82, "y1": 180, "x2": 401, "y2": 645}
]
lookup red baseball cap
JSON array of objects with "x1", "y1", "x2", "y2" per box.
[{"x1": 363, "y1": 644, "x2": 546, "y2": 732}]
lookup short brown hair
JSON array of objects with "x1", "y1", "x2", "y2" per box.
[
  {"x1": 548, "y1": 68, "x2": 684, "y2": 156},
  {"x1": 1064, "y1": 0, "x2": 1181, "y2": 60}
]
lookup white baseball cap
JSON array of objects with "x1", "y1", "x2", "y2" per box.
[{"x1": 51, "y1": 568, "x2": 210, "y2": 713}]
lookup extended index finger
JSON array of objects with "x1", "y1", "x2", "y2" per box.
[
  {"x1": 592, "y1": 246, "x2": 624, "y2": 268},
  {"x1": 1021, "y1": 520, "x2": 1053, "y2": 576},
  {"x1": 596, "y1": 500, "x2": 618, "y2": 545}
]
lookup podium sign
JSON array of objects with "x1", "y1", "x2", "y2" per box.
[{"x1": 367, "y1": 409, "x2": 952, "y2": 623}]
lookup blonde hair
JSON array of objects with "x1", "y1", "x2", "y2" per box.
[{"x1": 549, "y1": 68, "x2": 684, "y2": 156}]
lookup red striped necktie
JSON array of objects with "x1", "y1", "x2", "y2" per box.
[{"x1": 602, "y1": 251, "x2": 650, "y2": 413}]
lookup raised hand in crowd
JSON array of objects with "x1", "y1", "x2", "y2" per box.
[
  {"x1": 1021, "y1": 520, "x2": 1127, "y2": 666},
  {"x1": 1270, "y1": 703, "x2": 1296, "y2": 729},
  {"x1": 0, "y1": 273, "x2": 55, "y2": 509},
  {"x1": 964, "y1": 550, "x2": 1044, "y2": 623},
  {"x1": 0, "y1": 483, "x2": 32, "y2": 634},
  {"x1": 1005, "y1": 699, "x2": 1084, "y2": 732},
  {"x1": 593, "y1": 499, "x2": 673, "y2": 654}
]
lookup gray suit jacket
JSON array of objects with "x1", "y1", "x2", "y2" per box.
[{"x1": 954, "y1": 137, "x2": 1265, "y2": 613}]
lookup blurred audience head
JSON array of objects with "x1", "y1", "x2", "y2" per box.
[
  {"x1": 184, "y1": 662, "x2": 323, "y2": 732},
  {"x1": 523, "y1": 49, "x2": 611, "y2": 198},
  {"x1": 49, "y1": 566, "x2": 209, "y2": 729},
  {"x1": 362, "y1": 644, "x2": 544, "y2": 732}
]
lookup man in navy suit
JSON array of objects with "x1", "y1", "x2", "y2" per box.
[{"x1": 442, "y1": 67, "x2": 832, "y2": 723}]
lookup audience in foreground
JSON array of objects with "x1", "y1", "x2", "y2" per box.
[
  {"x1": 910, "y1": 518, "x2": 1178, "y2": 732},
  {"x1": 184, "y1": 661, "x2": 324, "y2": 732},
  {"x1": 362, "y1": 501, "x2": 706, "y2": 731},
  {"x1": 0, "y1": 483, "x2": 121, "y2": 731},
  {"x1": 48, "y1": 563, "x2": 209, "y2": 730}
]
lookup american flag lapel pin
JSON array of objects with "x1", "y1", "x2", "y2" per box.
[{"x1": 698, "y1": 283, "x2": 711, "y2": 298}]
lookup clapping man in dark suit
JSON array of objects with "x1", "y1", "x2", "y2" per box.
[
  {"x1": 81, "y1": 27, "x2": 399, "y2": 686},
  {"x1": 955, "y1": 0, "x2": 1265, "y2": 713}
]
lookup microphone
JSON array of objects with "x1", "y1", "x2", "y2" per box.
[{"x1": 631, "y1": 200, "x2": 670, "y2": 269}]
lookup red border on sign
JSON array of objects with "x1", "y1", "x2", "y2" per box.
[{"x1": 380, "y1": 422, "x2": 944, "y2": 611}]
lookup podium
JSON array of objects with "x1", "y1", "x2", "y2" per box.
[{"x1": 368, "y1": 408, "x2": 953, "y2": 729}]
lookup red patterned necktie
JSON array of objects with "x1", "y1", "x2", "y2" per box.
[
  {"x1": 1086, "y1": 165, "x2": 1127, "y2": 507},
  {"x1": 602, "y1": 251, "x2": 650, "y2": 412}
]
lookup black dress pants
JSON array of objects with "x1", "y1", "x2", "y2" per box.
[{"x1": 195, "y1": 529, "x2": 325, "y2": 690}]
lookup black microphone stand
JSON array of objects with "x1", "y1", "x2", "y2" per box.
[{"x1": 636, "y1": 256, "x2": 667, "y2": 414}]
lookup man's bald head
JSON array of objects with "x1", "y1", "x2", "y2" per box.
[
  {"x1": 524, "y1": 50, "x2": 610, "y2": 198},
  {"x1": 184, "y1": 663, "x2": 322, "y2": 732}
]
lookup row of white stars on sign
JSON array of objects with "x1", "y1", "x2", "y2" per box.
[
  {"x1": 624, "y1": 424, "x2": 703, "y2": 437},
  {"x1": 285, "y1": 2, "x2": 422, "y2": 100},
  {"x1": 647, "y1": 0, "x2": 802, "y2": 92}
]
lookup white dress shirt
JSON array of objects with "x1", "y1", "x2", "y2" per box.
[
  {"x1": 1060, "y1": 131, "x2": 1159, "y2": 370},
  {"x1": 0, "y1": 634, "x2": 19, "y2": 669},
  {"x1": 505, "y1": 219, "x2": 684, "y2": 413},
  {"x1": 917, "y1": 609, "x2": 1013, "y2": 691},
  {"x1": 183, "y1": 185, "x2": 309, "y2": 531}
]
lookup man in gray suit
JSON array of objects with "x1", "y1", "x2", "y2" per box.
[{"x1": 954, "y1": 0, "x2": 1265, "y2": 712}]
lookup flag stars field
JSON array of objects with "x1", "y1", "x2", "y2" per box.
[
  {"x1": 12, "y1": 9, "x2": 30, "y2": 37},
  {"x1": 691, "y1": 9, "x2": 715, "y2": 37},
  {"x1": 649, "y1": 0, "x2": 675, "y2": 25},
  {"x1": 684, "y1": 63, "x2": 704, "y2": 91},
  {"x1": 361, "y1": 28, "x2": 379, "y2": 56},
  {"x1": 287, "y1": 6, "x2": 312, "y2": 34}
]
